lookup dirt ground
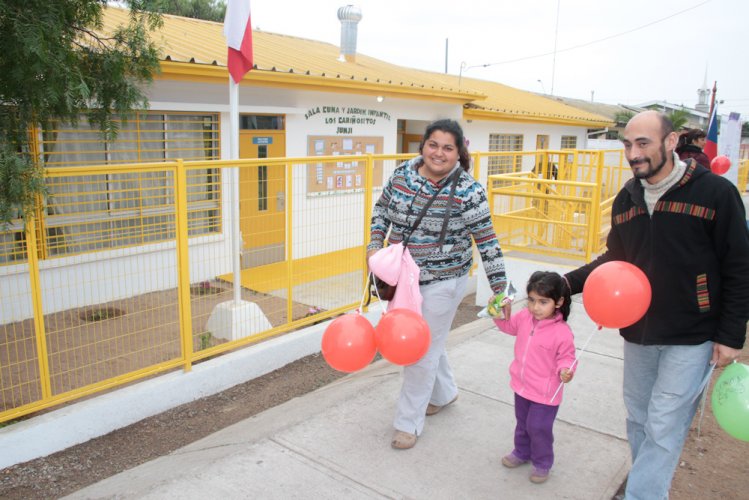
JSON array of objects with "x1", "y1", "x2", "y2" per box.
[
  {"x1": 0, "y1": 294, "x2": 747, "y2": 499},
  {"x1": 0, "y1": 282, "x2": 315, "y2": 409}
]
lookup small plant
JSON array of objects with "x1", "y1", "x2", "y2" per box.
[
  {"x1": 199, "y1": 332, "x2": 213, "y2": 350},
  {"x1": 190, "y1": 281, "x2": 226, "y2": 296},
  {"x1": 0, "y1": 418, "x2": 21, "y2": 428},
  {"x1": 80, "y1": 306, "x2": 125, "y2": 322}
]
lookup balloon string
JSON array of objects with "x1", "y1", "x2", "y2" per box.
[
  {"x1": 359, "y1": 271, "x2": 387, "y2": 315},
  {"x1": 357, "y1": 272, "x2": 370, "y2": 313},
  {"x1": 549, "y1": 328, "x2": 597, "y2": 404},
  {"x1": 360, "y1": 228, "x2": 391, "y2": 316},
  {"x1": 694, "y1": 362, "x2": 716, "y2": 438}
]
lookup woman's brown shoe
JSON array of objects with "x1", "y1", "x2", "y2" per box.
[
  {"x1": 391, "y1": 430, "x2": 417, "y2": 449},
  {"x1": 426, "y1": 394, "x2": 458, "y2": 416}
]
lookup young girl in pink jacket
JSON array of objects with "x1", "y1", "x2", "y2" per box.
[{"x1": 492, "y1": 271, "x2": 576, "y2": 484}]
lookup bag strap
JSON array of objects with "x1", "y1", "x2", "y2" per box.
[
  {"x1": 437, "y1": 169, "x2": 460, "y2": 249},
  {"x1": 402, "y1": 167, "x2": 461, "y2": 248}
]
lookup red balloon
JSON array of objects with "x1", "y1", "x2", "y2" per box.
[
  {"x1": 711, "y1": 155, "x2": 731, "y2": 175},
  {"x1": 375, "y1": 308, "x2": 431, "y2": 365},
  {"x1": 582, "y1": 261, "x2": 652, "y2": 329},
  {"x1": 321, "y1": 313, "x2": 377, "y2": 373}
]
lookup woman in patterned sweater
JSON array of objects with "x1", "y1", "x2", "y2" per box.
[{"x1": 367, "y1": 119, "x2": 508, "y2": 449}]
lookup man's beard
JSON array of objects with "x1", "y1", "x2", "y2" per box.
[{"x1": 630, "y1": 143, "x2": 668, "y2": 180}]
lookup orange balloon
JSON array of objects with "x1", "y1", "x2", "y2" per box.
[
  {"x1": 375, "y1": 308, "x2": 431, "y2": 365},
  {"x1": 321, "y1": 313, "x2": 377, "y2": 373},
  {"x1": 582, "y1": 261, "x2": 652, "y2": 329},
  {"x1": 711, "y1": 155, "x2": 731, "y2": 175}
]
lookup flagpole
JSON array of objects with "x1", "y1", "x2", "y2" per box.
[
  {"x1": 708, "y1": 81, "x2": 717, "y2": 120},
  {"x1": 229, "y1": 78, "x2": 242, "y2": 305}
]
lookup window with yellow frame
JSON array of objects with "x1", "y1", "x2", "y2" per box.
[
  {"x1": 488, "y1": 133, "x2": 524, "y2": 176},
  {"x1": 0, "y1": 112, "x2": 222, "y2": 265}
]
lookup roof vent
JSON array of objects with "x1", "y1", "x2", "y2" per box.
[{"x1": 337, "y1": 5, "x2": 362, "y2": 63}]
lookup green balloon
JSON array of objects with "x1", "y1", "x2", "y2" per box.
[{"x1": 711, "y1": 362, "x2": 749, "y2": 442}]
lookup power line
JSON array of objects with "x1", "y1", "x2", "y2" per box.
[{"x1": 464, "y1": 0, "x2": 712, "y2": 70}]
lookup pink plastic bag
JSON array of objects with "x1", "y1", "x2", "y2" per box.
[
  {"x1": 368, "y1": 243, "x2": 423, "y2": 315},
  {"x1": 368, "y1": 243, "x2": 404, "y2": 286}
]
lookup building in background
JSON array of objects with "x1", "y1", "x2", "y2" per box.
[{"x1": 1, "y1": 5, "x2": 612, "y2": 322}]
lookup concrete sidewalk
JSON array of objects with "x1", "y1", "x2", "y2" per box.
[{"x1": 65, "y1": 298, "x2": 630, "y2": 500}]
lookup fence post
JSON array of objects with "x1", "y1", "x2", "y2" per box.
[
  {"x1": 586, "y1": 151, "x2": 605, "y2": 261},
  {"x1": 285, "y1": 162, "x2": 294, "y2": 324},
  {"x1": 26, "y1": 215, "x2": 52, "y2": 399},
  {"x1": 362, "y1": 154, "x2": 374, "y2": 309},
  {"x1": 174, "y1": 160, "x2": 194, "y2": 372}
]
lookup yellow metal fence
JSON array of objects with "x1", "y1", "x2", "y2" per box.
[
  {"x1": 0, "y1": 153, "x2": 407, "y2": 422},
  {"x1": 739, "y1": 158, "x2": 749, "y2": 193},
  {"x1": 0, "y1": 148, "x2": 641, "y2": 423},
  {"x1": 487, "y1": 150, "x2": 630, "y2": 261}
]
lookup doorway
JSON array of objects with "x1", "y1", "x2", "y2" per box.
[
  {"x1": 238, "y1": 128, "x2": 286, "y2": 268},
  {"x1": 536, "y1": 135, "x2": 550, "y2": 150}
]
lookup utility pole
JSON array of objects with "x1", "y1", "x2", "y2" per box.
[
  {"x1": 550, "y1": 0, "x2": 560, "y2": 95},
  {"x1": 445, "y1": 38, "x2": 449, "y2": 74}
]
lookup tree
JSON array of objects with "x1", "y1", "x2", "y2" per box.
[
  {"x1": 143, "y1": 0, "x2": 226, "y2": 22},
  {"x1": 666, "y1": 109, "x2": 690, "y2": 131},
  {"x1": 0, "y1": 1, "x2": 163, "y2": 226},
  {"x1": 614, "y1": 111, "x2": 634, "y2": 127}
]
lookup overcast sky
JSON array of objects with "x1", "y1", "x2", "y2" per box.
[{"x1": 250, "y1": 0, "x2": 748, "y2": 117}]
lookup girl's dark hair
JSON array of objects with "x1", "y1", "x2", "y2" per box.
[
  {"x1": 677, "y1": 128, "x2": 707, "y2": 149},
  {"x1": 419, "y1": 119, "x2": 471, "y2": 171},
  {"x1": 526, "y1": 271, "x2": 571, "y2": 321}
]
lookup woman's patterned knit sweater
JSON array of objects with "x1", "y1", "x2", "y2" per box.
[{"x1": 368, "y1": 157, "x2": 507, "y2": 294}]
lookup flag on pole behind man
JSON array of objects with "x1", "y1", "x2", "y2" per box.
[
  {"x1": 704, "y1": 104, "x2": 718, "y2": 161},
  {"x1": 224, "y1": 0, "x2": 253, "y2": 83}
]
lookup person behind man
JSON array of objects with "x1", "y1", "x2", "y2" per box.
[
  {"x1": 564, "y1": 111, "x2": 749, "y2": 499},
  {"x1": 367, "y1": 119, "x2": 507, "y2": 450},
  {"x1": 675, "y1": 128, "x2": 710, "y2": 169}
]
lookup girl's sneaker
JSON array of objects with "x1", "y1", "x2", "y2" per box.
[
  {"x1": 530, "y1": 467, "x2": 550, "y2": 483},
  {"x1": 501, "y1": 453, "x2": 528, "y2": 468}
]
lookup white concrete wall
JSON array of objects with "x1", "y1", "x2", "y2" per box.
[
  {"x1": 588, "y1": 138, "x2": 623, "y2": 150},
  {"x1": 464, "y1": 120, "x2": 585, "y2": 154}
]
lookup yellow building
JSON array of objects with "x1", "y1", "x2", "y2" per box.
[{"x1": 1, "y1": 6, "x2": 611, "y2": 324}]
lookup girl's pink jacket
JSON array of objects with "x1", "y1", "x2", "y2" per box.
[{"x1": 493, "y1": 308, "x2": 576, "y2": 406}]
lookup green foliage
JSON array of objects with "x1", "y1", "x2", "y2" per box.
[
  {"x1": 0, "y1": 150, "x2": 44, "y2": 227},
  {"x1": 0, "y1": 0, "x2": 163, "y2": 224},
  {"x1": 614, "y1": 111, "x2": 634, "y2": 126},
  {"x1": 666, "y1": 109, "x2": 690, "y2": 131},
  {"x1": 199, "y1": 332, "x2": 213, "y2": 350},
  {"x1": 143, "y1": 0, "x2": 226, "y2": 22}
]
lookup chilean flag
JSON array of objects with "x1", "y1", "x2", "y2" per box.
[
  {"x1": 703, "y1": 104, "x2": 718, "y2": 161},
  {"x1": 224, "y1": 0, "x2": 253, "y2": 83}
]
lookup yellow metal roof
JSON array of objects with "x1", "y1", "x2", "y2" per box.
[{"x1": 102, "y1": 7, "x2": 611, "y2": 127}]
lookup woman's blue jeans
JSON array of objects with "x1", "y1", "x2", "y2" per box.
[{"x1": 622, "y1": 340, "x2": 713, "y2": 500}]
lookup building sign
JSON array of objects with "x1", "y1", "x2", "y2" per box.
[
  {"x1": 304, "y1": 106, "x2": 391, "y2": 135},
  {"x1": 252, "y1": 136, "x2": 274, "y2": 145}
]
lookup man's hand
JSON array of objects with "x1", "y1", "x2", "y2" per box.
[{"x1": 712, "y1": 343, "x2": 742, "y2": 368}]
